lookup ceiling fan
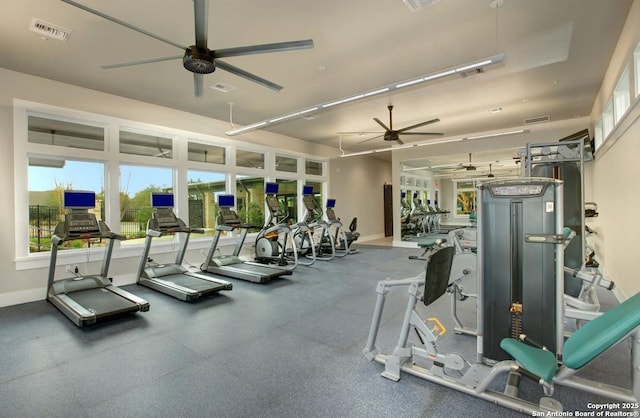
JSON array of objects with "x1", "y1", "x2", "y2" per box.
[
  {"x1": 61, "y1": 0, "x2": 314, "y2": 97},
  {"x1": 338, "y1": 105, "x2": 442, "y2": 145},
  {"x1": 457, "y1": 153, "x2": 478, "y2": 171}
]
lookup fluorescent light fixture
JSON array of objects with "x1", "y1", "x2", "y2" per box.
[
  {"x1": 466, "y1": 129, "x2": 527, "y2": 140},
  {"x1": 228, "y1": 121, "x2": 268, "y2": 135},
  {"x1": 423, "y1": 69, "x2": 456, "y2": 81},
  {"x1": 396, "y1": 78, "x2": 425, "y2": 88},
  {"x1": 339, "y1": 127, "x2": 529, "y2": 159},
  {"x1": 365, "y1": 88, "x2": 390, "y2": 97},
  {"x1": 339, "y1": 136, "x2": 465, "y2": 158},
  {"x1": 226, "y1": 53, "x2": 505, "y2": 136}
]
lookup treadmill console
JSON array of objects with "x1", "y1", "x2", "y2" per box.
[
  {"x1": 64, "y1": 212, "x2": 101, "y2": 237},
  {"x1": 217, "y1": 194, "x2": 242, "y2": 226},
  {"x1": 218, "y1": 208, "x2": 242, "y2": 226},
  {"x1": 62, "y1": 190, "x2": 102, "y2": 237},
  {"x1": 152, "y1": 208, "x2": 181, "y2": 230}
]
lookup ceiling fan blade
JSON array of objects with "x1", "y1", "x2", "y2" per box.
[
  {"x1": 61, "y1": 0, "x2": 188, "y2": 50},
  {"x1": 396, "y1": 138, "x2": 404, "y2": 145},
  {"x1": 216, "y1": 60, "x2": 283, "y2": 91},
  {"x1": 399, "y1": 132, "x2": 444, "y2": 136},
  {"x1": 358, "y1": 134, "x2": 384, "y2": 144},
  {"x1": 214, "y1": 40, "x2": 314, "y2": 58},
  {"x1": 193, "y1": 0, "x2": 209, "y2": 50},
  {"x1": 194, "y1": 73, "x2": 204, "y2": 97},
  {"x1": 101, "y1": 55, "x2": 183, "y2": 69},
  {"x1": 396, "y1": 118, "x2": 441, "y2": 133},
  {"x1": 373, "y1": 118, "x2": 390, "y2": 131}
]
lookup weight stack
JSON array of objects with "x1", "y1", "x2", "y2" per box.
[{"x1": 477, "y1": 178, "x2": 564, "y2": 363}]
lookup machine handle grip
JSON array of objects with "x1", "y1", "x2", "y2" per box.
[{"x1": 426, "y1": 317, "x2": 447, "y2": 337}]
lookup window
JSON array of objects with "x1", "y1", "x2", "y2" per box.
[
  {"x1": 305, "y1": 181, "x2": 324, "y2": 220},
  {"x1": 635, "y1": 42, "x2": 640, "y2": 97},
  {"x1": 236, "y1": 175, "x2": 265, "y2": 232},
  {"x1": 28, "y1": 116, "x2": 105, "y2": 151},
  {"x1": 601, "y1": 98, "x2": 614, "y2": 139},
  {"x1": 188, "y1": 170, "x2": 226, "y2": 237},
  {"x1": 276, "y1": 155, "x2": 297, "y2": 173},
  {"x1": 16, "y1": 100, "x2": 328, "y2": 265},
  {"x1": 613, "y1": 65, "x2": 630, "y2": 124},
  {"x1": 119, "y1": 165, "x2": 173, "y2": 244},
  {"x1": 120, "y1": 129, "x2": 173, "y2": 159},
  {"x1": 454, "y1": 180, "x2": 476, "y2": 217},
  {"x1": 28, "y1": 158, "x2": 105, "y2": 253},
  {"x1": 593, "y1": 117, "x2": 603, "y2": 152},
  {"x1": 188, "y1": 141, "x2": 226, "y2": 165},
  {"x1": 276, "y1": 178, "x2": 298, "y2": 223},
  {"x1": 236, "y1": 149, "x2": 264, "y2": 169},
  {"x1": 305, "y1": 159, "x2": 323, "y2": 176}
]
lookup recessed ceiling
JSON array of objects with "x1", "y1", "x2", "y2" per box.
[{"x1": 0, "y1": 0, "x2": 633, "y2": 154}]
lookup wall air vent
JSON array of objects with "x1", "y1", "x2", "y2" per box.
[
  {"x1": 524, "y1": 115, "x2": 551, "y2": 124},
  {"x1": 29, "y1": 18, "x2": 72, "y2": 41},
  {"x1": 403, "y1": 0, "x2": 441, "y2": 12},
  {"x1": 210, "y1": 82, "x2": 236, "y2": 93}
]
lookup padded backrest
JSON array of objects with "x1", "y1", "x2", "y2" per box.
[
  {"x1": 423, "y1": 246, "x2": 455, "y2": 306},
  {"x1": 563, "y1": 292, "x2": 640, "y2": 369}
]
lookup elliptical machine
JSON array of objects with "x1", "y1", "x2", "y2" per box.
[
  {"x1": 254, "y1": 183, "x2": 298, "y2": 270},
  {"x1": 300, "y1": 185, "x2": 335, "y2": 261},
  {"x1": 325, "y1": 198, "x2": 359, "y2": 256}
]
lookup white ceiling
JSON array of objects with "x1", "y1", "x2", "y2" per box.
[{"x1": 0, "y1": 0, "x2": 633, "y2": 168}]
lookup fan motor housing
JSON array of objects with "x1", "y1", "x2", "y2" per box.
[
  {"x1": 384, "y1": 131, "x2": 400, "y2": 141},
  {"x1": 183, "y1": 45, "x2": 216, "y2": 74}
]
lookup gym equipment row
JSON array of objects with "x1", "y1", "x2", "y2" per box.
[{"x1": 47, "y1": 187, "x2": 358, "y2": 327}]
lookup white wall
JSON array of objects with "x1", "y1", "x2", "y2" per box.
[
  {"x1": 588, "y1": 0, "x2": 640, "y2": 299},
  {"x1": 328, "y1": 155, "x2": 391, "y2": 241},
  {"x1": 0, "y1": 68, "x2": 356, "y2": 307}
]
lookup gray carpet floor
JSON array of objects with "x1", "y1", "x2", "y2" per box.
[{"x1": 0, "y1": 244, "x2": 632, "y2": 417}]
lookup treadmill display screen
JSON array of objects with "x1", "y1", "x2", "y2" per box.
[
  {"x1": 326, "y1": 199, "x2": 336, "y2": 208},
  {"x1": 265, "y1": 182, "x2": 279, "y2": 194},
  {"x1": 303, "y1": 185, "x2": 314, "y2": 195},
  {"x1": 218, "y1": 194, "x2": 235, "y2": 208},
  {"x1": 63, "y1": 190, "x2": 96, "y2": 209},
  {"x1": 151, "y1": 193, "x2": 174, "y2": 208}
]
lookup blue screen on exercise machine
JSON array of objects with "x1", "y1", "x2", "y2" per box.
[
  {"x1": 326, "y1": 199, "x2": 336, "y2": 208},
  {"x1": 303, "y1": 185, "x2": 314, "y2": 195},
  {"x1": 63, "y1": 190, "x2": 96, "y2": 209},
  {"x1": 265, "y1": 182, "x2": 279, "y2": 194},
  {"x1": 218, "y1": 194, "x2": 235, "y2": 208},
  {"x1": 151, "y1": 193, "x2": 174, "y2": 208}
]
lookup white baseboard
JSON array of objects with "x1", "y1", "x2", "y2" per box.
[{"x1": 0, "y1": 288, "x2": 45, "y2": 308}]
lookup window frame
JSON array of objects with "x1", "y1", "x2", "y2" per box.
[{"x1": 13, "y1": 99, "x2": 329, "y2": 270}]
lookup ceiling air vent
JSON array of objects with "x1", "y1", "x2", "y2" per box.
[
  {"x1": 29, "y1": 18, "x2": 72, "y2": 41},
  {"x1": 524, "y1": 115, "x2": 551, "y2": 124},
  {"x1": 403, "y1": 0, "x2": 441, "y2": 12},
  {"x1": 210, "y1": 82, "x2": 236, "y2": 93}
]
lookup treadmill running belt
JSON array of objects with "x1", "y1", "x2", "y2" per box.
[
  {"x1": 162, "y1": 274, "x2": 229, "y2": 292},
  {"x1": 69, "y1": 288, "x2": 139, "y2": 317}
]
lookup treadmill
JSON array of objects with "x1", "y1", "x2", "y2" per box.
[
  {"x1": 47, "y1": 190, "x2": 149, "y2": 327},
  {"x1": 137, "y1": 193, "x2": 232, "y2": 301},
  {"x1": 202, "y1": 194, "x2": 292, "y2": 283}
]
